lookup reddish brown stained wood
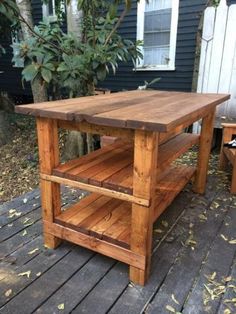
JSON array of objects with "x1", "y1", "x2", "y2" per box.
[
  {"x1": 44, "y1": 221, "x2": 146, "y2": 270},
  {"x1": 89, "y1": 150, "x2": 133, "y2": 186},
  {"x1": 193, "y1": 110, "x2": 215, "y2": 194},
  {"x1": 89, "y1": 201, "x2": 127, "y2": 236},
  {"x1": 78, "y1": 198, "x2": 122, "y2": 231},
  {"x1": 62, "y1": 196, "x2": 111, "y2": 227},
  {"x1": 53, "y1": 133, "x2": 199, "y2": 195},
  {"x1": 36, "y1": 117, "x2": 61, "y2": 248},
  {"x1": 41, "y1": 173, "x2": 149, "y2": 206},
  {"x1": 219, "y1": 123, "x2": 236, "y2": 193},
  {"x1": 219, "y1": 126, "x2": 236, "y2": 170},
  {"x1": 54, "y1": 164, "x2": 196, "y2": 252},
  {"x1": 231, "y1": 157, "x2": 236, "y2": 194},
  {"x1": 77, "y1": 149, "x2": 132, "y2": 184},
  {"x1": 153, "y1": 165, "x2": 196, "y2": 221},
  {"x1": 53, "y1": 140, "x2": 125, "y2": 177},
  {"x1": 130, "y1": 130, "x2": 158, "y2": 285},
  {"x1": 16, "y1": 91, "x2": 229, "y2": 132},
  {"x1": 91, "y1": 93, "x2": 230, "y2": 132},
  {"x1": 58, "y1": 120, "x2": 134, "y2": 140}
]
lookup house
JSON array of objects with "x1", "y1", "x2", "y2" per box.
[{"x1": 0, "y1": 0, "x2": 235, "y2": 104}]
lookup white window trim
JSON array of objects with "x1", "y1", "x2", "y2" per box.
[
  {"x1": 136, "y1": 0, "x2": 179, "y2": 71},
  {"x1": 42, "y1": 0, "x2": 58, "y2": 22}
]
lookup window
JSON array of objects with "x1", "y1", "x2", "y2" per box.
[
  {"x1": 42, "y1": 0, "x2": 57, "y2": 22},
  {"x1": 136, "y1": 0, "x2": 179, "y2": 71}
]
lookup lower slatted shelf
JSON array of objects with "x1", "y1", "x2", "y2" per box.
[{"x1": 54, "y1": 165, "x2": 196, "y2": 249}]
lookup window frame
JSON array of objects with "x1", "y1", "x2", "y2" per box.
[
  {"x1": 42, "y1": 0, "x2": 58, "y2": 22},
  {"x1": 136, "y1": 0, "x2": 179, "y2": 71}
]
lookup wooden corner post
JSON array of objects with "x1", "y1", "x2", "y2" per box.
[
  {"x1": 130, "y1": 130, "x2": 158, "y2": 285},
  {"x1": 36, "y1": 117, "x2": 61, "y2": 248},
  {"x1": 194, "y1": 109, "x2": 215, "y2": 194}
]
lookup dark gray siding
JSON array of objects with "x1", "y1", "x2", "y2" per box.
[
  {"x1": 101, "y1": 0, "x2": 207, "y2": 92},
  {"x1": 0, "y1": 0, "x2": 42, "y2": 98},
  {"x1": 0, "y1": 0, "x2": 67, "y2": 99}
]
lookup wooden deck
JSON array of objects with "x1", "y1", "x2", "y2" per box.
[{"x1": 0, "y1": 155, "x2": 236, "y2": 314}]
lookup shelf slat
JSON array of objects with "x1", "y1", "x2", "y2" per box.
[
  {"x1": 55, "y1": 165, "x2": 196, "y2": 249},
  {"x1": 53, "y1": 133, "x2": 199, "y2": 195}
]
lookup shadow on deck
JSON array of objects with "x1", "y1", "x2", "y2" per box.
[{"x1": 0, "y1": 155, "x2": 236, "y2": 314}]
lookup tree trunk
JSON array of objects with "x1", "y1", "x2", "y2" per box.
[
  {"x1": 64, "y1": 1, "x2": 90, "y2": 159},
  {"x1": 15, "y1": 0, "x2": 48, "y2": 103},
  {"x1": 0, "y1": 111, "x2": 10, "y2": 147},
  {"x1": 32, "y1": 75, "x2": 48, "y2": 103},
  {"x1": 67, "y1": 0, "x2": 83, "y2": 40},
  {"x1": 63, "y1": 131, "x2": 85, "y2": 160}
]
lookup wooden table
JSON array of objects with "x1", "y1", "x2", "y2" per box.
[{"x1": 16, "y1": 90, "x2": 229, "y2": 285}]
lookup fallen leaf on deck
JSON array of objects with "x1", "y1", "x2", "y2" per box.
[
  {"x1": 5, "y1": 289, "x2": 12, "y2": 297},
  {"x1": 166, "y1": 305, "x2": 175, "y2": 313},
  {"x1": 224, "y1": 276, "x2": 232, "y2": 282},
  {"x1": 199, "y1": 213, "x2": 207, "y2": 221},
  {"x1": 18, "y1": 271, "x2": 31, "y2": 278},
  {"x1": 22, "y1": 230, "x2": 27, "y2": 236},
  {"x1": 24, "y1": 222, "x2": 34, "y2": 227},
  {"x1": 8, "y1": 211, "x2": 22, "y2": 218},
  {"x1": 23, "y1": 218, "x2": 31, "y2": 224},
  {"x1": 162, "y1": 220, "x2": 168, "y2": 228},
  {"x1": 224, "y1": 309, "x2": 231, "y2": 314},
  {"x1": 36, "y1": 272, "x2": 41, "y2": 277},
  {"x1": 171, "y1": 294, "x2": 180, "y2": 305},
  {"x1": 210, "y1": 272, "x2": 216, "y2": 281},
  {"x1": 28, "y1": 248, "x2": 39, "y2": 255},
  {"x1": 228, "y1": 239, "x2": 236, "y2": 244},
  {"x1": 23, "y1": 198, "x2": 28, "y2": 204},
  {"x1": 224, "y1": 298, "x2": 236, "y2": 303},
  {"x1": 7, "y1": 224, "x2": 13, "y2": 227},
  {"x1": 154, "y1": 229, "x2": 163, "y2": 233},
  {"x1": 9, "y1": 209, "x2": 16, "y2": 214},
  {"x1": 58, "y1": 303, "x2": 65, "y2": 310},
  {"x1": 221, "y1": 234, "x2": 228, "y2": 241},
  {"x1": 204, "y1": 284, "x2": 214, "y2": 300}
]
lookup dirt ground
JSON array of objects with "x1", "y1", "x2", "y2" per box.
[{"x1": 0, "y1": 114, "x2": 39, "y2": 204}]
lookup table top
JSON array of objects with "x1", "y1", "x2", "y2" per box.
[{"x1": 15, "y1": 90, "x2": 229, "y2": 132}]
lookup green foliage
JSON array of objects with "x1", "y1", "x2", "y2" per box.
[
  {"x1": 2, "y1": 0, "x2": 143, "y2": 97},
  {"x1": 0, "y1": 0, "x2": 19, "y2": 24},
  {"x1": 15, "y1": 14, "x2": 142, "y2": 97},
  {"x1": 212, "y1": 0, "x2": 221, "y2": 7}
]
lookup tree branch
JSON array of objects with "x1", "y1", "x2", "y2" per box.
[
  {"x1": 4, "y1": 1, "x2": 69, "y2": 55},
  {"x1": 104, "y1": 8, "x2": 127, "y2": 46}
]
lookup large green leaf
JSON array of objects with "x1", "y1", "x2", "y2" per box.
[
  {"x1": 96, "y1": 64, "x2": 107, "y2": 81},
  {"x1": 22, "y1": 64, "x2": 39, "y2": 82},
  {"x1": 41, "y1": 68, "x2": 52, "y2": 83}
]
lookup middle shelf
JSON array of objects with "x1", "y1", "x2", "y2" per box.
[{"x1": 53, "y1": 133, "x2": 199, "y2": 195}]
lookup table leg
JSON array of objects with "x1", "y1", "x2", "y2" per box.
[
  {"x1": 193, "y1": 110, "x2": 215, "y2": 194},
  {"x1": 130, "y1": 130, "x2": 158, "y2": 285},
  {"x1": 36, "y1": 117, "x2": 61, "y2": 248}
]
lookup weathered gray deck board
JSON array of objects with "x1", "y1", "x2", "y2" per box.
[{"x1": 0, "y1": 161, "x2": 236, "y2": 314}]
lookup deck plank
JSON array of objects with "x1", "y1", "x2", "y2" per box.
[
  {"x1": 0, "y1": 247, "x2": 94, "y2": 313},
  {"x1": 182, "y1": 204, "x2": 236, "y2": 314},
  {"x1": 34, "y1": 255, "x2": 116, "y2": 314}
]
